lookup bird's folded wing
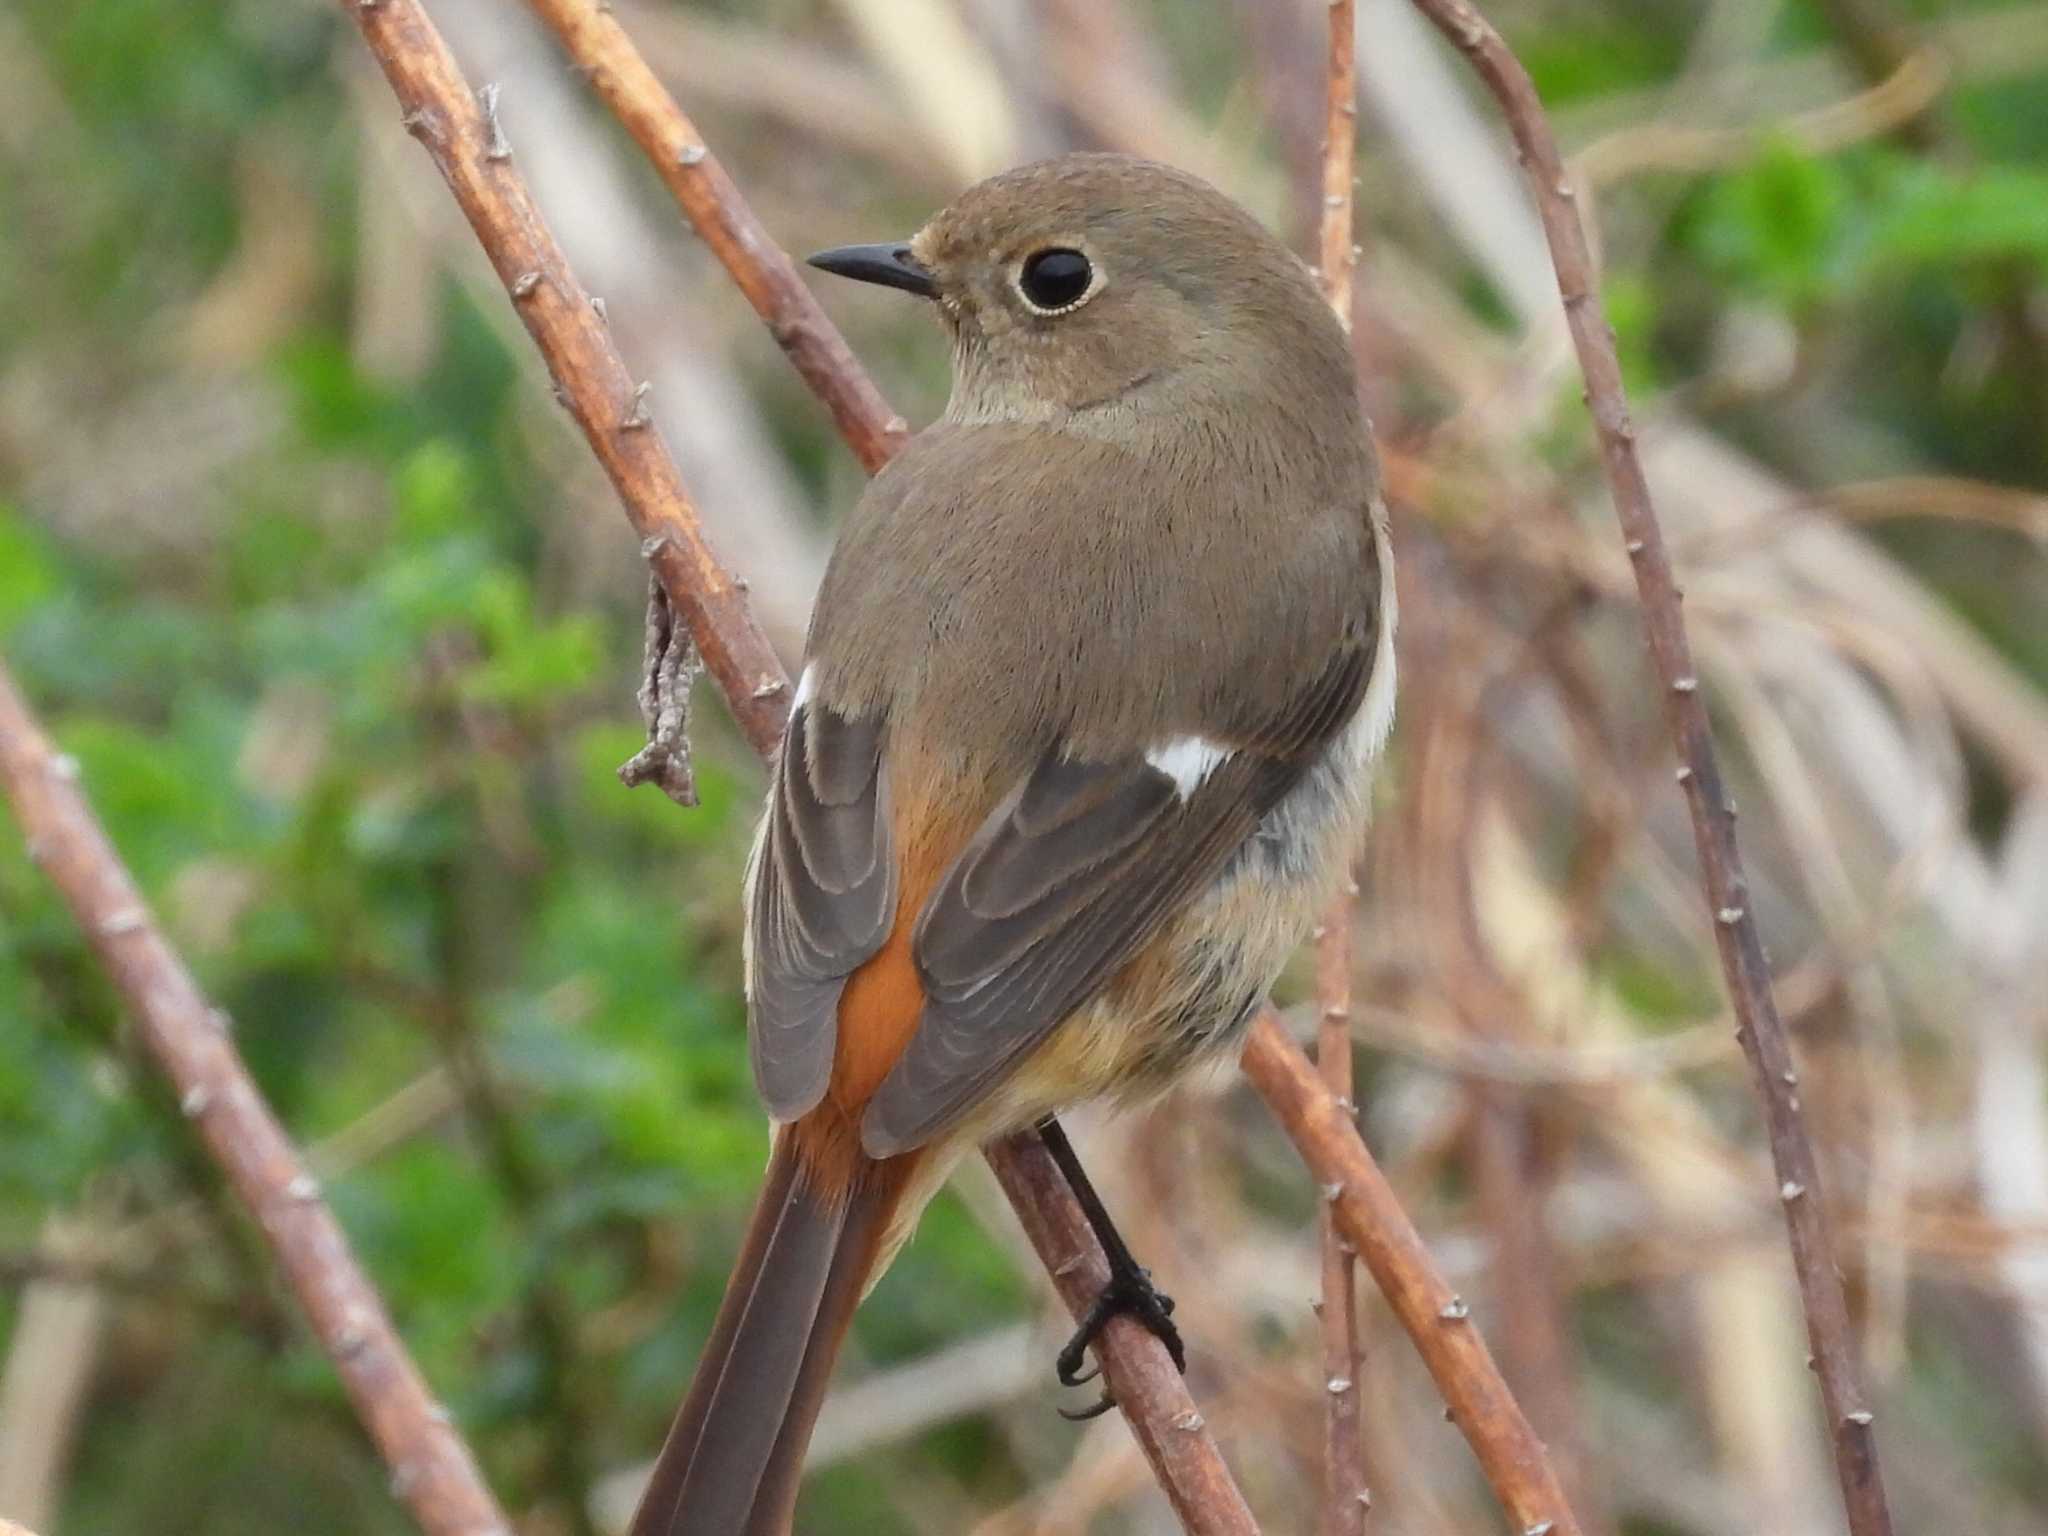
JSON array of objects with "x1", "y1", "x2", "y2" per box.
[
  {"x1": 860, "y1": 633, "x2": 1373, "y2": 1157},
  {"x1": 749, "y1": 702, "x2": 896, "y2": 1120}
]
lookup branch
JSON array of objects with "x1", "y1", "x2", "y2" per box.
[
  {"x1": 334, "y1": 0, "x2": 1251, "y2": 1520},
  {"x1": 1314, "y1": 3, "x2": 1369, "y2": 1532},
  {"x1": 1398, "y1": 3, "x2": 1893, "y2": 1532},
  {"x1": 522, "y1": 0, "x2": 908, "y2": 474},
  {"x1": 1319, "y1": 0, "x2": 1359, "y2": 324},
  {"x1": 987, "y1": 1132, "x2": 1259, "y2": 1536},
  {"x1": 1311, "y1": 911, "x2": 1367, "y2": 1536},
  {"x1": 345, "y1": 3, "x2": 787, "y2": 760},
  {"x1": 1240, "y1": 1015, "x2": 1578, "y2": 1536},
  {"x1": 502, "y1": 1, "x2": 1590, "y2": 1529},
  {"x1": 0, "y1": 668, "x2": 509, "y2": 1536}
]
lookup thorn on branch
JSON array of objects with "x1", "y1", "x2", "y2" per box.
[
  {"x1": 621, "y1": 381, "x2": 653, "y2": 430},
  {"x1": 618, "y1": 575, "x2": 702, "y2": 808},
  {"x1": 477, "y1": 82, "x2": 512, "y2": 162}
]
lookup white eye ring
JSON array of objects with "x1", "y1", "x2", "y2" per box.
[{"x1": 1014, "y1": 247, "x2": 1100, "y2": 316}]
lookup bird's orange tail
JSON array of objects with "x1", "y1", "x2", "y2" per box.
[{"x1": 630, "y1": 1131, "x2": 914, "y2": 1536}]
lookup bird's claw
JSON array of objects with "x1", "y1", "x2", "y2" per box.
[{"x1": 1055, "y1": 1264, "x2": 1185, "y2": 1419}]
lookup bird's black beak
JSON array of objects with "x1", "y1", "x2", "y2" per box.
[{"x1": 806, "y1": 242, "x2": 938, "y2": 300}]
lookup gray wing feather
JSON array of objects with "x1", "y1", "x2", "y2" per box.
[
  {"x1": 860, "y1": 637, "x2": 1371, "y2": 1157},
  {"x1": 748, "y1": 703, "x2": 896, "y2": 1120}
]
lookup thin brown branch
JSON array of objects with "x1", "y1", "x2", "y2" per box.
[
  {"x1": 1315, "y1": 2, "x2": 1368, "y2": 1531},
  {"x1": 0, "y1": 667, "x2": 509, "y2": 1536},
  {"x1": 1398, "y1": 3, "x2": 1894, "y2": 1532},
  {"x1": 1473, "y1": 1091, "x2": 1600, "y2": 1528},
  {"x1": 1311, "y1": 915, "x2": 1368, "y2": 1536},
  {"x1": 334, "y1": 0, "x2": 1250, "y2": 1520},
  {"x1": 988, "y1": 1132, "x2": 1260, "y2": 1536},
  {"x1": 503, "y1": 3, "x2": 1593, "y2": 1530},
  {"x1": 1809, "y1": 0, "x2": 1948, "y2": 149},
  {"x1": 345, "y1": 1, "x2": 787, "y2": 760},
  {"x1": 1241, "y1": 1014, "x2": 1581, "y2": 1536},
  {"x1": 1319, "y1": 0, "x2": 1359, "y2": 329},
  {"x1": 519, "y1": 0, "x2": 908, "y2": 473}
]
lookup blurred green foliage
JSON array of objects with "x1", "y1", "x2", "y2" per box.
[{"x1": 0, "y1": 0, "x2": 1019, "y2": 1512}]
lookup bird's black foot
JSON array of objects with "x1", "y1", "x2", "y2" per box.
[
  {"x1": 1036, "y1": 1117, "x2": 1189, "y2": 1421},
  {"x1": 1055, "y1": 1259, "x2": 1185, "y2": 1420}
]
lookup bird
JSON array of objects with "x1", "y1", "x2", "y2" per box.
[{"x1": 630, "y1": 151, "x2": 1396, "y2": 1536}]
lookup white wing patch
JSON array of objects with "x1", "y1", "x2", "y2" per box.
[
  {"x1": 1147, "y1": 736, "x2": 1234, "y2": 799},
  {"x1": 792, "y1": 663, "x2": 817, "y2": 710},
  {"x1": 1355, "y1": 518, "x2": 1399, "y2": 762}
]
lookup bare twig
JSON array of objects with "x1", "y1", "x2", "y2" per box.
[
  {"x1": 1319, "y1": 0, "x2": 1358, "y2": 329},
  {"x1": 519, "y1": 0, "x2": 908, "y2": 473},
  {"x1": 345, "y1": 1, "x2": 789, "y2": 760},
  {"x1": 1398, "y1": 3, "x2": 1893, "y2": 1532},
  {"x1": 1809, "y1": 0, "x2": 1947, "y2": 149},
  {"x1": 506, "y1": 3, "x2": 1590, "y2": 1529},
  {"x1": 1568, "y1": 47, "x2": 1947, "y2": 195},
  {"x1": 333, "y1": 0, "x2": 1249, "y2": 1519},
  {"x1": 0, "y1": 666, "x2": 509, "y2": 1536},
  {"x1": 988, "y1": 1132, "x2": 1260, "y2": 1536},
  {"x1": 1314, "y1": 2, "x2": 1368, "y2": 1530},
  {"x1": 1311, "y1": 912, "x2": 1368, "y2": 1536},
  {"x1": 1240, "y1": 1014, "x2": 1581, "y2": 1536}
]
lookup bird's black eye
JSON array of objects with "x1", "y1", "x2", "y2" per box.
[{"x1": 1018, "y1": 248, "x2": 1094, "y2": 312}]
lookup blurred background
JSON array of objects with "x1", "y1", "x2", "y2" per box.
[{"x1": 3, "y1": 0, "x2": 2047, "y2": 1531}]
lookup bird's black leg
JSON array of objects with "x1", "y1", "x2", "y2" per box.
[{"x1": 1036, "y1": 1117, "x2": 1186, "y2": 1420}]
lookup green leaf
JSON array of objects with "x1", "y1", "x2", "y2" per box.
[
  {"x1": 1691, "y1": 138, "x2": 1852, "y2": 306},
  {"x1": 0, "y1": 507, "x2": 58, "y2": 639},
  {"x1": 393, "y1": 441, "x2": 480, "y2": 548},
  {"x1": 1866, "y1": 161, "x2": 2048, "y2": 269}
]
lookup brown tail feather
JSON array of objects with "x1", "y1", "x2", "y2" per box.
[{"x1": 631, "y1": 1134, "x2": 914, "y2": 1536}]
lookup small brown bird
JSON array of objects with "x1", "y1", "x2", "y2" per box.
[{"x1": 631, "y1": 152, "x2": 1395, "y2": 1536}]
